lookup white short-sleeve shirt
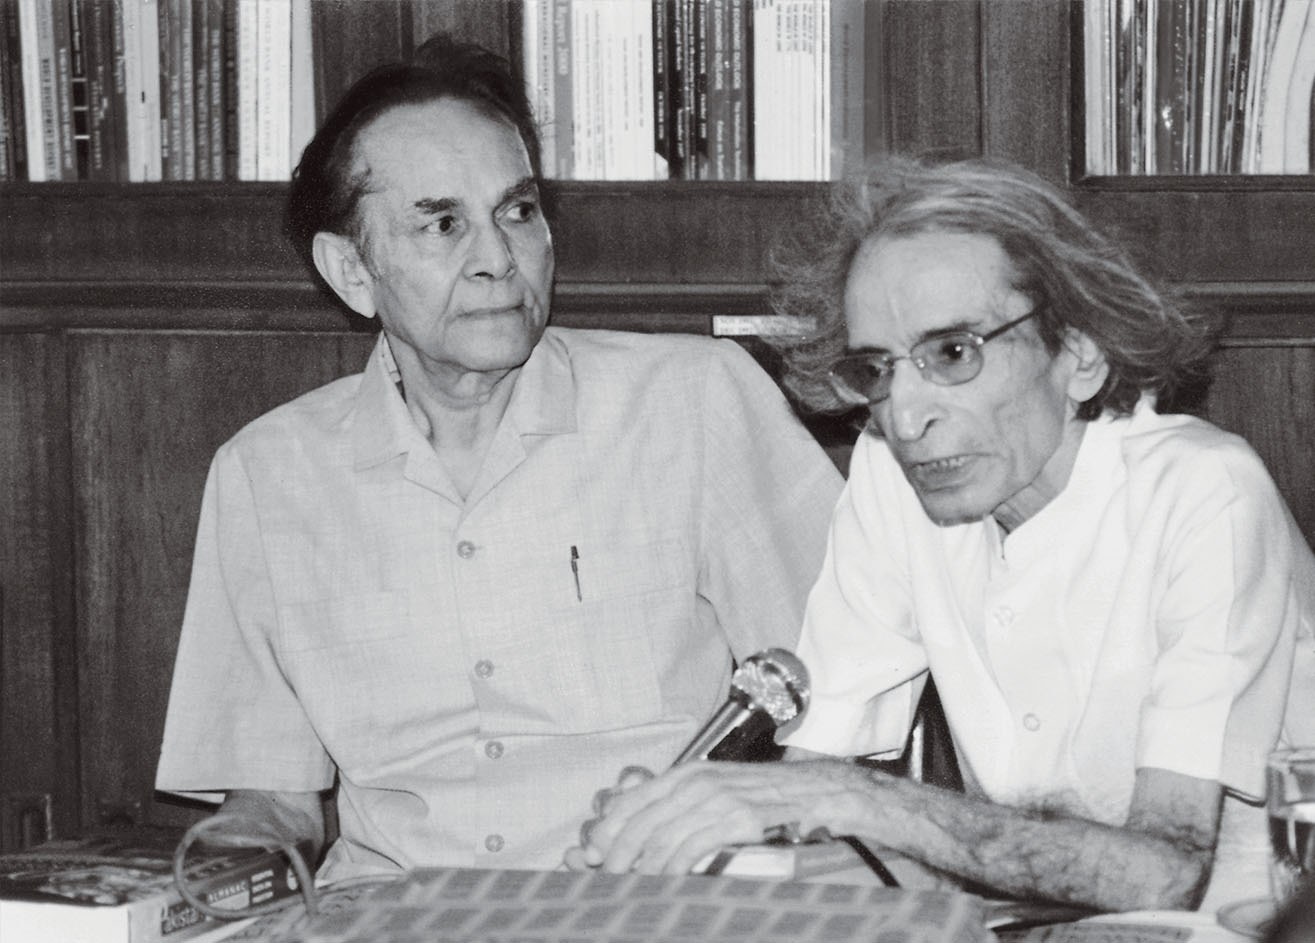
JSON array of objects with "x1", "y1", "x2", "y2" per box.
[
  {"x1": 786, "y1": 403, "x2": 1315, "y2": 905},
  {"x1": 157, "y1": 328, "x2": 843, "y2": 880}
]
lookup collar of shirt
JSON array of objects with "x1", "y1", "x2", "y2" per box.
[
  {"x1": 350, "y1": 330, "x2": 579, "y2": 472},
  {"x1": 992, "y1": 407, "x2": 1128, "y2": 570}
]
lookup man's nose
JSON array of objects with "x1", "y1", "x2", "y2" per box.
[
  {"x1": 464, "y1": 220, "x2": 516, "y2": 279},
  {"x1": 883, "y1": 359, "x2": 941, "y2": 442}
]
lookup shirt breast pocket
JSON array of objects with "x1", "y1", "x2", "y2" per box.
[{"x1": 526, "y1": 537, "x2": 693, "y2": 733}]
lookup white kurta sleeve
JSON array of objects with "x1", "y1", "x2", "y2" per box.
[{"x1": 1135, "y1": 432, "x2": 1310, "y2": 800}]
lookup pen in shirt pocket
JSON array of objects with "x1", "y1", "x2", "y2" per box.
[{"x1": 570, "y1": 545, "x2": 582, "y2": 601}]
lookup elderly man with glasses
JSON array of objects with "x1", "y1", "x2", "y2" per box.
[{"x1": 568, "y1": 157, "x2": 1315, "y2": 916}]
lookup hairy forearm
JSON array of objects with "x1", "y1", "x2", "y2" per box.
[{"x1": 833, "y1": 770, "x2": 1213, "y2": 912}]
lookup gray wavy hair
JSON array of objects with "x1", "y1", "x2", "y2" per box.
[{"x1": 768, "y1": 156, "x2": 1223, "y2": 421}]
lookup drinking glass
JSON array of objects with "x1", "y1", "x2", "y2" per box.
[{"x1": 1267, "y1": 747, "x2": 1315, "y2": 906}]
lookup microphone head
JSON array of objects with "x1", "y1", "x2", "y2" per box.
[{"x1": 729, "y1": 648, "x2": 810, "y2": 727}]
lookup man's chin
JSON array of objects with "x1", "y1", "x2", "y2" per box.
[
  {"x1": 914, "y1": 491, "x2": 990, "y2": 528},
  {"x1": 459, "y1": 324, "x2": 545, "y2": 371}
]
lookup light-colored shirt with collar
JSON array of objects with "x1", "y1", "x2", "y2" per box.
[
  {"x1": 157, "y1": 327, "x2": 844, "y2": 880},
  {"x1": 785, "y1": 400, "x2": 1315, "y2": 907}
]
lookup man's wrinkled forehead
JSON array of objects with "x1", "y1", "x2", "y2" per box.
[
  {"x1": 347, "y1": 94, "x2": 526, "y2": 183},
  {"x1": 846, "y1": 232, "x2": 1031, "y2": 324}
]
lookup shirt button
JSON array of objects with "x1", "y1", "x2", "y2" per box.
[
  {"x1": 1022, "y1": 713, "x2": 1041, "y2": 732},
  {"x1": 994, "y1": 606, "x2": 1014, "y2": 626},
  {"x1": 456, "y1": 540, "x2": 477, "y2": 559},
  {"x1": 485, "y1": 740, "x2": 504, "y2": 759},
  {"x1": 485, "y1": 834, "x2": 504, "y2": 853},
  {"x1": 474, "y1": 659, "x2": 494, "y2": 679}
]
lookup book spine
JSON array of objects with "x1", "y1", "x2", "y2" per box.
[
  {"x1": 727, "y1": 0, "x2": 747, "y2": 180},
  {"x1": 255, "y1": 0, "x2": 272, "y2": 179},
  {"x1": 1181, "y1": 0, "x2": 1199, "y2": 173},
  {"x1": 50, "y1": 0, "x2": 75, "y2": 177},
  {"x1": 830, "y1": 0, "x2": 862, "y2": 180},
  {"x1": 1154, "y1": 0, "x2": 1189, "y2": 174},
  {"x1": 1220, "y1": 0, "x2": 1247, "y2": 173},
  {"x1": 0, "y1": 14, "x2": 10, "y2": 180},
  {"x1": 23, "y1": 0, "x2": 57, "y2": 179},
  {"x1": 520, "y1": 0, "x2": 545, "y2": 176},
  {"x1": 651, "y1": 0, "x2": 669, "y2": 177},
  {"x1": 551, "y1": 0, "x2": 572, "y2": 179},
  {"x1": 236, "y1": 0, "x2": 255, "y2": 179},
  {"x1": 1246, "y1": 0, "x2": 1275, "y2": 173},
  {"x1": 569, "y1": 0, "x2": 594, "y2": 178},
  {"x1": 2, "y1": 0, "x2": 28, "y2": 180},
  {"x1": 598, "y1": 0, "x2": 617, "y2": 178},
  {"x1": 157, "y1": 0, "x2": 178, "y2": 178},
  {"x1": 68, "y1": 0, "x2": 90, "y2": 177},
  {"x1": 526, "y1": 0, "x2": 557, "y2": 178},
  {"x1": 194, "y1": 0, "x2": 210, "y2": 179},
  {"x1": 119, "y1": 0, "x2": 142, "y2": 180},
  {"x1": 1081, "y1": 0, "x2": 1105, "y2": 175},
  {"x1": 752, "y1": 0, "x2": 780, "y2": 179},
  {"x1": 289, "y1": 0, "x2": 313, "y2": 173},
  {"x1": 667, "y1": 0, "x2": 686, "y2": 178},
  {"x1": 207, "y1": 0, "x2": 223, "y2": 178},
  {"x1": 623, "y1": 0, "x2": 654, "y2": 179},
  {"x1": 1278, "y1": 0, "x2": 1315, "y2": 172},
  {"x1": 178, "y1": 0, "x2": 195, "y2": 178},
  {"x1": 673, "y1": 0, "x2": 693, "y2": 178},
  {"x1": 1196, "y1": 0, "x2": 1224, "y2": 173},
  {"x1": 692, "y1": 0, "x2": 708, "y2": 177},
  {"x1": 128, "y1": 849, "x2": 307, "y2": 943},
  {"x1": 707, "y1": 0, "x2": 728, "y2": 179},
  {"x1": 814, "y1": 0, "x2": 828, "y2": 179},
  {"x1": 139, "y1": 0, "x2": 162, "y2": 180},
  {"x1": 1125, "y1": 0, "x2": 1146, "y2": 174},
  {"x1": 222, "y1": 0, "x2": 237, "y2": 179},
  {"x1": 256, "y1": 0, "x2": 289, "y2": 180},
  {"x1": 83, "y1": 0, "x2": 115, "y2": 180}
]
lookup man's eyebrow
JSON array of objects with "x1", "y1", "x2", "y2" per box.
[
  {"x1": 409, "y1": 179, "x2": 537, "y2": 216},
  {"x1": 845, "y1": 318, "x2": 986, "y2": 354},
  {"x1": 500, "y1": 177, "x2": 539, "y2": 203},
  {"x1": 412, "y1": 196, "x2": 459, "y2": 215}
]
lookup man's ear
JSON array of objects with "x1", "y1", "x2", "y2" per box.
[
  {"x1": 312, "y1": 232, "x2": 377, "y2": 319},
  {"x1": 1062, "y1": 328, "x2": 1110, "y2": 406}
]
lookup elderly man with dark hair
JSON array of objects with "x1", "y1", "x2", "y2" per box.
[
  {"x1": 155, "y1": 35, "x2": 842, "y2": 880},
  {"x1": 570, "y1": 156, "x2": 1315, "y2": 915}
]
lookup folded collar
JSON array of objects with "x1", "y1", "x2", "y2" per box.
[{"x1": 351, "y1": 329, "x2": 578, "y2": 470}]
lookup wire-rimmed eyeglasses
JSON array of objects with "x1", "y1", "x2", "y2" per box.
[{"x1": 827, "y1": 309, "x2": 1040, "y2": 406}]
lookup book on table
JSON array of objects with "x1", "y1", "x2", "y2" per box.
[{"x1": 0, "y1": 827, "x2": 309, "y2": 943}]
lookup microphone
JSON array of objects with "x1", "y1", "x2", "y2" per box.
[{"x1": 673, "y1": 648, "x2": 810, "y2": 764}]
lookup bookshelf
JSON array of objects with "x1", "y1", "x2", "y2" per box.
[
  {"x1": 1, "y1": 0, "x2": 1313, "y2": 849},
  {"x1": 1079, "y1": 0, "x2": 1315, "y2": 176}
]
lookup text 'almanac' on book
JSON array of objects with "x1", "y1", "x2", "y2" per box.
[{"x1": 0, "y1": 828, "x2": 309, "y2": 943}]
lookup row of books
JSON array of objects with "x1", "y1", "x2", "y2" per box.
[
  {"x1": 0, "y1": 0, "x2": 866, "y2": 184},
  {"x1": 1083, "y1": 0, "x2": 1315, "y2": 175},
  {"x1": 523, "y1": 0, "x2": 865, "y2": 181},
  {"x1": 1, "y1": 0, "x2": 316, "y2": 183}
]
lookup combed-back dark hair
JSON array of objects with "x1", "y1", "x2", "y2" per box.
[
  {"x1": 769, "y1": 155, "x2": 1224, "y2": 421},
  {"x1": 285, "y1": 33, "x2": 542, "y2": 277}
]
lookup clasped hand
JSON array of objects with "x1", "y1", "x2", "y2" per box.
[{"x1": 563, "y1": 759, "x2": 866, "y2": 875}]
